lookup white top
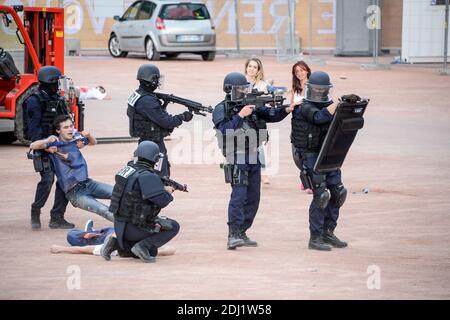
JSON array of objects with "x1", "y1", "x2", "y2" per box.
[
  {"x1": 250, "y1": 79, "x2": 268, "y2": 93},
  {"x1": 293, "y1": 92, "x2": 304, "y2": 105}
]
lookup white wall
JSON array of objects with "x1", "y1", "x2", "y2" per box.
[{"x1": 402, "y1": 0, "x2": 449, "y2": 63}]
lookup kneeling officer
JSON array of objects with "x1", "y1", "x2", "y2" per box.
[{"x1": 102, "y1": 141, "x2": 180, "y2": 263}]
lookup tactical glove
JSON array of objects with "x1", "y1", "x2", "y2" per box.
[{"x1": 182, "y1": 111, "x2": 193, "y2": 122}]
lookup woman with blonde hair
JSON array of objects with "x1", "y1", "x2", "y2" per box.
[{"x1": 244, "y1": 57, "x2": 271, "y2": 185}]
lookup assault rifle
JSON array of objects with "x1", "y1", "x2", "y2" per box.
[
  {"x1": 233, "y1": 89, "x2": 288, "y2": 116},
  {"x1": 155, "y1": 92, "x2": 213, "y2": 117},
  {"x1": 160, "y1": 176, "x2": 188, "y2": 192}
]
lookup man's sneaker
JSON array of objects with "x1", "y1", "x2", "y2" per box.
[
  {"x1": 49, "y1": 217, "x2": 75, "y2": 229},
  {"x1": 308, "y1": 234, "x2": 332, "y2": 251},
  {"x1": 131, "y1": 242, "x2": 156, "y2": 263},
  {"x1": 31, "y1": 212, "x2": 41, "y2": 230},
  {"x1": 240, "y1": 231, "x2": 258, "y2": 247},
  {"x1": 84, "y1": 219, "x2": 94, "y2": 232},
  {"x1": 322, "y1": 230, "x2": 348, "y2": 248},
  {"x1": 101, "y1": 235, "x2": 118, "y2": 261}
]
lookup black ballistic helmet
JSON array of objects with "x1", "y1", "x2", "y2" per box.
[
  {"x1": 137, "y1": 64, "x2": 160, "y2": 84},
  {"x1": 135, "y1": 141, "x2": 162, "y2": 163},
  {"x1": 223, "y1": 72, "x2": 248, "y2": 93},
  {"x1": 38, "y1": 66, "x2": 62, "y2": 84},
  {"x1": 304, "y1": 71, "x2": 333, "y2": 103}
]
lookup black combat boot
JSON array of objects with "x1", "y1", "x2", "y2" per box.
[
  {"x1": 131, "y1": 242, "x2": 156, "y2": 263},
  {"x1": 49, "y1": 217, "x2": 75, "y2": 229},
  {"x1": 101, "y1": 235, "x2": 118, "y2": 261},
  {"x1": 308, "y1": 234, "x2": 332, "y2": 251},
  {"x1": 31, "y1": 209, "x2": 41, "y2": 230},
  {"x1": 322, "y1": 229, "x2": 348, "y2": 248},
  {"x1": 239, "y1": 228, "x2": 258, "y2": 247},
  {"x1": 227, "y1": 226, "x2": 245, "y2": 250}
]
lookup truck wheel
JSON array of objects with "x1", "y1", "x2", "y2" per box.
[{"x1": 0, "y1": 132, "x2": 16, "y2": 144}]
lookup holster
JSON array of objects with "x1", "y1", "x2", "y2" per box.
[
  {"x1": 222, "y1": 163, "x2": 249, "y2": 186},
  {"x1": 300, "y1": 169, "x2": 313, "y2": 190},
  {"x1": 27, "y1": 150, "x2": 52, "y2": 173}
]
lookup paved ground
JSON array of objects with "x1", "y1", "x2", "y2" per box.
[{"x1": 1, "y1": 53, "x2": 450, "y2": 299}]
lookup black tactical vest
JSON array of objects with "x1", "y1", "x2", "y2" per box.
[
  {"x1": 28, "y1": 90, "x2": 69, "y2": 139},
  {"x1": 216, "y1": 101, "x2": 268, "y2": 158},
  {"x1": 109, "y1": 165, "x2": 160, "y2": 226},
  {"x1": 290, "y1": 102, "x2": 331, "y2": 152},
  {"x1": 127, "y1": 88, "x2": 172, "y2": 142}
]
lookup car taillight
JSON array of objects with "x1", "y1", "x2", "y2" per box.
[{"x1": 156, "y1": 17, "x2": 165, "y2": 30}]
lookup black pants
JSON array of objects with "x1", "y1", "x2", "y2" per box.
[
  {"x1": 115, "y1": 218, "x2": 180, "y2": 256},
  {"x1": 31, "y1": 169, "x2": 68, "y2": 219},
  {"x1": 228, "y1": 164, "x2": 261, "y2": 232}
]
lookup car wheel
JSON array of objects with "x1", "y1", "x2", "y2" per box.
[
  {"x1": 165, "y1": 53, "x2": 180, "y2": 59},
  {"x1": 108, "y1": 34, "x2": 128, "y2": 58},
  {"x1": 202, "y1": 51, "x2": 215, "y2": 61},
  {"x1": 0, "y1": 132, "x2": 16, "y2": 144},
  {"x1": 145, "y1": 37, "x2": 160, "y2": 61}
]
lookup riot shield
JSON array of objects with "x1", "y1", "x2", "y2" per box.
[{"x1": 314, "y1": 98, "x2": 369, "y2": 173}]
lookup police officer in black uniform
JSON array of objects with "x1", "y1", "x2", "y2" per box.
[
  {"x1": 101, "y1": 141, "x2": 180, "y2": 263},
  {"x1": 291, "y1": 71, "x2": 347, "y2": 251},
  {"x1": 24, "y1": 66, "x2": 74, "y2": 230},
  {"x1": 127, "y1": 64, "x2": 193, "y2": 177},
  {"x1": 213, "y1": 72, "x2": 292, "y2": 250}
]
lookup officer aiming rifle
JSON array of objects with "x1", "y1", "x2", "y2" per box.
[{"x1": 127, "y1": 64, "x2": 197, "y2": 177}]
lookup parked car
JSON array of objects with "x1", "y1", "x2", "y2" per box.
[{"x1": 108, "y1": 0, "x2": 216, "y2": 61}]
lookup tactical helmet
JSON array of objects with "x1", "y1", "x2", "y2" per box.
[
  {"x1": 135, "y1": 141, "x2": 162, "y2": 163},
  {"x1": 38, "y1": 66, "x2": 62, "y2": 84},
  {"x1": 223, "y1": 72, "x2": 251, "y2": 101},
  {"x1": 137, "y1": 64, "x2": 160, "y2": 83},
  {"x1": 304, "y1": 71, "x2": 333, "y2": 103}
]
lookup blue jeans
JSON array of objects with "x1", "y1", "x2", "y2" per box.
[{"x1": 66, "y1": 179, "x2": 114, "y2": 222}]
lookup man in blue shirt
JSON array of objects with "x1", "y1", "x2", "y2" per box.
[{"x1": 30, "y1": 115, "x2": 114, "y2": 222}]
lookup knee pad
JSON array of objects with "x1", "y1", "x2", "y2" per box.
[
  {"x1": 329, "y1": 183, "x2": 347, "y2": 208},
  {"x1": 171, "y1": 219, "x2": 180, "y2": 234},
  {"x1": 311, "y1": 173, "x2": 330, "y2": 209},
  {"x1": 313, "y1": 187, "x2": 330, "y2": 209}
]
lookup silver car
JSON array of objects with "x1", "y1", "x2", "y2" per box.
[{"x1": 108, "y1": 0, "x2": 216, "y2": 61}]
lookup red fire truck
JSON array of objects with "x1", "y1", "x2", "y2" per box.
[{"x1": 0, "y1": 5, "x2": 84, "y2": 144}]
